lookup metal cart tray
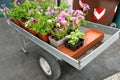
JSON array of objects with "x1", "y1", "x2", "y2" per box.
[{"x1": 7, "y1": 19, "x2": 120, "y2": 70}]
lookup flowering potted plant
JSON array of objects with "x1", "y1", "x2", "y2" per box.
[
  {"x1": 36, "y1": 16, "x2": 56, "y2": 43},
  {"x1": 48, "y1": 6, "x2": 89, "y2": 47},
  {"x1": 48, "y1": 9, "x2": 70, "y2": 47},
  {"x1": 49, "y1": 23, "x2": 68, "y2": 47},
  {"x1": 64, "y1": 29, "x2": 85, "y2": 51}
]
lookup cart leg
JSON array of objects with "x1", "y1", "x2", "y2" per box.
[
  {"x1": 6, "y1": 20, "x2": 27, "y2": 54},
  {"x1": 37, "y1": 52, "x2": 61, "y2": 80},
  {"x1": 15, "y1": 31, "x2": 27, "y2": 54}
]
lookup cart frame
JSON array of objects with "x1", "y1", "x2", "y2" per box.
[
  {"x1": 6, "y1": 18, "x2": 120, "y2": 79},
  {"x1": 7, "y1": 19, "x2": 120, "y2": 69}
]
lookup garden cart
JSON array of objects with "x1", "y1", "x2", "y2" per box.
[{"x1": 5, "y1": 15, "x2": 120, "y2": 80}]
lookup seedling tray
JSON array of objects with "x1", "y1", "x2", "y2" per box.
[{"x1": 57, "y1": 28, "x2": 104, "y2": 59}]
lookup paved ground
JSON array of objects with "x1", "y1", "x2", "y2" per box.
[{"x1": 0, "y1": 18, "x2": 120, "y2": 80}]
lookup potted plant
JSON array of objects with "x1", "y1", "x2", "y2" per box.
[
  {"x1": 25, "y1": 18, "x2": 38, "y2": 35},
  {"x1": 48, "y1": 8, "x2": 88, "y2": 47},
  {"x1": 3, "y1": 0, "x2": 38, "y2": 28},
  {"x1": 64, "y1": 29, "x2": 85, "y2": 51},
  {"x1": 49, "y1": 23, "x2": 68, "y2": 47}
]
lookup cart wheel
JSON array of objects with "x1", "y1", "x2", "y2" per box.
[
  {"x1": 110, "y1": 23, "x2": 117, "y2": 28},
  {"x1": 37, "y1": 52, "x2": 61, "y2": 80}
]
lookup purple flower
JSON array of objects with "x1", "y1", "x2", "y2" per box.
[
  {"x1": 30, "y1": 18, "x2": 36, "y2": 23},
  {"x1": 51, "y1": 10, "x2": 55, "y2": 16},
  {"x1": 83, "y1": 4, "x2": 90, "y2": 11},
  {"x1": 1, "y1": 4, "x2": 5, "y2": 7},
  {"x1": 45, "y1": 12, "x2": 51, "y2": 15},
  {"x1": 3, "y1": 7, "x2": 9, "y2": 12},
  {"x1": 0, "y1": 4, "x2": 9, "y2": 12}
]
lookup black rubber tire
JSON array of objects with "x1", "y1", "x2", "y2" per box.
[
  {"x1": 37, "y1": 52, "x2": 61, "y2": 80},
  {"x1": 110, "y1": 23, "x2": 117, "y2": 28}
]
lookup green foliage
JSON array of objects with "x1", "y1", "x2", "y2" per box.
[
  {"x1": 58, "y1": 0, "x2": 69, "y2": 10},
  {"x1": 66, "y1": 29, "x2": 84, "y2": 46},
  {"x1": 33, "y1": 15, "x2": 56, "y2": 35},
  {"x1": 80, "y1": 19, "x2": 88, "y2": 26},
  {"x1": 51, "y1": 27, "x2": 68, "y2": 40},
  {"x1": 8, "y1": 1, "x2": 38, "y2": 20}
]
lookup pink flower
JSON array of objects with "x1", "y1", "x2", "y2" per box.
[
  {"x1": 68, "y1": 9, "x2": 74, "y2": 15},
  {"x1": 36, "y1": 6, "x2": 41, "y2": 10},
  {"x1": 3, "y1": 7, "x2": 9, "y2": 12},
  {"x1": 83, "y1": 4, "x2": 90, "y2": 11},
  {"x1": 15, "y1": 0, "x2": 18, "y2": 2},
  {"x1": 74, "y1": 10, "x2": 83, "y2": 16},
  {"x1": 30, "y1": 18, "x2": 36, "y2": 23},
  {"x1": 28, "y1": 10, "x2": 33, "y2": 16},
  {"x1": 26, "y1": 0, "x2": 29, "y2": 2},
  {"x1": 47, "y1": 7, "x2": 51, "y2": 12},
  {"x1": 60, "y1": 11, "x2": 67, "y2": 17},
  {"x1": 45, "y1": 12, "x2": 51, "y2": 15},
  {"x1": 78, "y1": 15, "x2": 85, "y2": 19},
  {"x1": 61, "y1": 20, "x2": 69, "y2": 26},
  {"x1": 56, "y1": 16, "x2": 64, "y2": 22},
  {"x1": 75, "y1": 18, "x2": 79, "y2": 24},
  {"x1": 70, "y1": 17, "x2": 79, "y2": 24},
  {"x1": 70, "y1": 17, "x2": 77, "y2": 21},
  {"x1": 14, "y1": 0, "x2": 21, "y2": 5}
]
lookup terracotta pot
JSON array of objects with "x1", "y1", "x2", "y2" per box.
[
  {"x1": 37, "y1": 33, "x2": 50, "y2": 43},
  {"x1": 27, "y1": 28, "x2": 37, "y2": 36},
  {"x1": 11, "y1": 19, "x2": 20, "y2": 26},
  {"x1": 57, "y1": 28, "x2": 104, "y2": 59},
  {"x1": 19, "y1": 21, "x2": 27, "y2": 30},
  {"x1": 49, "y1": 36, "x2": 66, "y2": 47}
]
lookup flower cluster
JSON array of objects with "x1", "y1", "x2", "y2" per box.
[
  {"x1": 0, "y1": 0, "x2": 90, "y2": 41},
  {"x1": 0, "y1": 4, "x2": 9, "y2": 14}
]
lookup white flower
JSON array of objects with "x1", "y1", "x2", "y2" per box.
[
  {"x1": 37, "y1": 11, "x2": 41, "y2": 14},
  {"x1": 40, "y1": 9, "x2": 43, "y2": 12},
  {"x1": 47, "y1": 19, "x2": 52, "y2": 23},
  {"x1": 54, "y1": 6, "x2": 57, "y2": 10},
  {"x1": 56, "y1": 23, "x2": 61, "y2": 27}
]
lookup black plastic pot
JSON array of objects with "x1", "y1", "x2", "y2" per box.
[{"x1": 64, "y1": 38, "x2": 84, "y2": 51}]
